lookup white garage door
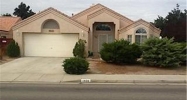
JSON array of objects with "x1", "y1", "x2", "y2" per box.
[{"x1": 24, "y1": 33, "x2": 78, "y2": 57}]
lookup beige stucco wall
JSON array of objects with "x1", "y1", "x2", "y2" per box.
[
  {"x1": 72, "y1": 7, "x2": 135, "y2": 51},
  {"x1": 13, "y1": 13, "x2": 88, "y2": 56},
  {"x1": 119, "y1": 24, "x2": 160, "y2": 43},
  {"x1": 120, "y1": 20, "x2": 132, "y2": 28},
  {"x1": 87, "y1": 12, "x2": 120, "y2": 50}
]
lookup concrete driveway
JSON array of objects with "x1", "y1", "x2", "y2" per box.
[{"x1": 0, "y1": 57, "x2": 66, "y2": 82}]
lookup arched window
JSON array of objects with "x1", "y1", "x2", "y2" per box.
[
  {"x1": 136, "y1": 28, "x2": 146, "y2": 33},
  {"x1": 135, "y1": 28, "x2": 147, "y2": 44},
  {"x1": 96, "y1": 24, "x2": 111, "y2": 31},
  {"x1": 42, "y1": 19, "x2": 59, "y2": 29}
]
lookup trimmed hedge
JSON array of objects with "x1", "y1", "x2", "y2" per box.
[
  {"x1": 141, "y1": 37, "x2": 185, "y2": 67},
  {"x1": 100, "y1": 39, "x2": 142, "y2": 64},
  {"x1": 62, "y1": 57, "x2": 89, "y2": 75}
]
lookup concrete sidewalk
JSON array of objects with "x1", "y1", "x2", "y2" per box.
[{"x1": 0, "y1": 73, "x2": 186, "y2": 84}]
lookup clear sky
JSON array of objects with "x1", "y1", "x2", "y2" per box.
[{"x1": 0, "y1": 0, "x2": 186, "y2": 22}]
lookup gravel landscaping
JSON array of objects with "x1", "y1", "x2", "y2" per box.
[{"x1": 88, "y1": 60, "x2": 186, "y2": 75}]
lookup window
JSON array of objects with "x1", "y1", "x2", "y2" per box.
[
  {"x1": 43, "y1": 19, "x2": 59, "y2": 29},
  {"x1": 135, "y1": 28, "x2": 147, "y2": 44},
  {"x1": 96, "y1": 24, "x2": 111, "y2": 31},
  {"x1": 127, "y1": 35, "x2": 132, "y2": 43},
  {"x1": 136, "y1": 28, "x2": 146, "y2": 33}
]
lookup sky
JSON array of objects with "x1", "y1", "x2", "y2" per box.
[{"x1": 0, "y1": 0, "x2": 186, "y2": 22}]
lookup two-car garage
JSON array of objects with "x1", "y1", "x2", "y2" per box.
[
  {"x1": 23, "y1": 33, "x2": 79, "y2": 57},
  {"x1": 12, "y1": 7, "x2": 88, "y2": 57}
]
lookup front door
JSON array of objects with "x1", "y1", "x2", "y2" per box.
[
  {"x1": 92, "y1": 22, "x2": 115, "y2": 57},
  {"x1": 98, "y1": 34, "x2": 108, "y2": 52}
]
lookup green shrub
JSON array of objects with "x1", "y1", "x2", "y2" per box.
[
  {"x1": 6, "y1": 40, "x2": 20, "y2": 57},
  {"x1": 62, "y1": 57, "x2": 89, "y2": 75},
  {"x1": 179, "y1": 42, "x2": 187, "y2": 66},
  {"x1": 73, "y1": 39, "x2": 86, "y2": 58},
  {"x1": 141, "y1": 37, "x2": 185, "y2": 67},
  {"x1": 100, "y1": 39, "x2": 142, "y2": 64}
]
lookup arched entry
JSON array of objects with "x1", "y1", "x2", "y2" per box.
[{"x1": 92, "y1": 22, "x2": 115, "y2": 57}]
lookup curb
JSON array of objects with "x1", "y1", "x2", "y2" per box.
[{"x1": 0, "y1": 80, "x2": 186, "y2": 84}]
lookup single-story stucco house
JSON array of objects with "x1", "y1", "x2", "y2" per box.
[{"x1": 12, "y1": 4, "x2": 161, "y2": 57}]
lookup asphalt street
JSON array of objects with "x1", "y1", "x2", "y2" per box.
[{"x1": 0, "y1": 83, "x2": 186, "y2": 100}]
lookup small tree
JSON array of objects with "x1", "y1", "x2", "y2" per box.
[
  {"x1": 13, "y1": 2, "x2": 35, "y2": 20},
  {"x1": 6, "y1": 40, "x2": 20, "y2": 57},
  {"x1": 141, "y1": 37, "x2": 185, "y2": 67},
  {"x1": 73, "y1": 39, "x2": 86, "y2": 58}
]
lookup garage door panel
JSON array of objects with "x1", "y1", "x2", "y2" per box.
[{"x1": 24, "y1": 33, "x2": 78, "y2": 57}]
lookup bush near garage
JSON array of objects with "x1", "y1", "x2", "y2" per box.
[
  {"x1": 6, "y1": 40, "x2": 20, "y2": 57},
  {"x1": 141, "y1": 37, "x2": 185, "y2": 68},
  {"x1": 73, "y1": 39, "x2": 86, "y2": 58},
  {"x1": 100, "y1": 39, "x2": 142, "y2": 64},
  {"x1": 62, "y1": 57, "x2": 89, "y2": 75}
]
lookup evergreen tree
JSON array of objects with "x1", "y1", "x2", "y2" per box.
[
  {"x1": 13, "y1": 2, "x2": 35, "y2": 20},
  {"x1": 6, "y1": 40, "x2": 20, "y2": 57},
  {"x1": 153, "y1": 4, "x2": 186, "y2": 42}
]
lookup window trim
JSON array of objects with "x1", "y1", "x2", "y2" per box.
[{"x1": 42, "y1": 19, "x2": 60, "y2": 29}]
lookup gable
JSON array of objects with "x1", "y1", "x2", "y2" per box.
[
  {"x1": 72, "y1": 3, "x2": 133, "y2": 26},
  {"x1": 12, "y1": 7, "x2": 89, "y2": 32},
  {"x1": 119, "y1": 19, "x2": 161, "y2": 34},
  {"x1": 72, "y1": 4, "x2": 104, "y2": 19},
  {"x1": 88, "y1": 8, "x2": 120, "y2": 20}
]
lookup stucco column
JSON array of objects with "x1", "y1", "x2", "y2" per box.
[
  {"x1": 88, "y1": 21, "x2": 94, "y2": 52},
  {"x1": 114, "y1": 22, "x2": 119, "y2": 40}
]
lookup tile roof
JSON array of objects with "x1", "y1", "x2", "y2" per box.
[{"x1": 0, "y1": 17, "x2": 21, "y2": 31}]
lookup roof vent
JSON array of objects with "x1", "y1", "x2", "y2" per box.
[{"x1": 90, "y1": 3, "x2": 95, "y2": 7}]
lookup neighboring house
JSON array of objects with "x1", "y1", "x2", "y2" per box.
[
  {"x1": 12, "y1": 4, "x2": 160, "y2": 57},
  {"x1": 0, "y1": 17, "x2": 21, "y2": 39}
]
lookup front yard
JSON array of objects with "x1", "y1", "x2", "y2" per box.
[
  {"x1": 88, "y1": 60, "x2": 186, "y2": 75},
  {"x1": 0, "y1": 57, "x2": 186, "y2": 75}
]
